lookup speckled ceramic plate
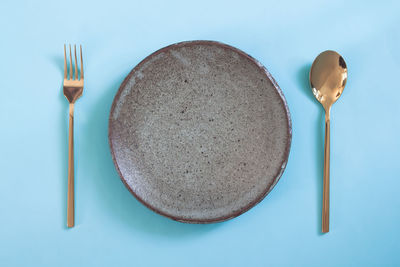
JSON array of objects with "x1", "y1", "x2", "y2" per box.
[{"x1": 109, "y1": 41, "x2": 291, "y2": 223}]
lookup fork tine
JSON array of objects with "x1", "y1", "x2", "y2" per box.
[
  {"x1": 64, "y1": 44, "x2": 67, "y2": 79},
  {"x1": 74, "y1": 45, "x2": 78, "y2": 80},
  {"x1": 80, "y1": 45, "x2": 84, "y2": 80},
  {"x1": 69, "y1": 44, "x2": 73, "y2": 80}
]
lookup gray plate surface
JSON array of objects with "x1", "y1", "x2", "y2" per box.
[{"x1": 109, "y1": 41, "x2": 291, "y2": 223}]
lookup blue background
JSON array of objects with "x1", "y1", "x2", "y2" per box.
[{"x1": 1, "y1": 0, "x2": 399, "y2": 266}]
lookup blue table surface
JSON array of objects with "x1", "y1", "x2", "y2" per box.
[{"x1": 1, "y1": 0, "x2": 399, "y2": 266}]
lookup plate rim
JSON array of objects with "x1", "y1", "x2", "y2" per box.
[{"x1": 108, "y1": 40, "x2": 292, "y2": 223}]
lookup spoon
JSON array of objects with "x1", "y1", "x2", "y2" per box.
[{"x1": 310, "y1": 50, "x2": 347, "y2": 233}]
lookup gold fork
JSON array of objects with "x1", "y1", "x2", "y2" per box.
[{"x1": 63, "y1": 44, "x2": 84, "y2": 228}]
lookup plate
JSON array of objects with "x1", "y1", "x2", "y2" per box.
[{"x1": 109, "y1": 41, "x2": 291, "y2": 223}]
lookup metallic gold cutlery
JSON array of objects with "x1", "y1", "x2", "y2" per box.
[
  {"x1": 310, "y1": 50, "x2": 347, "y2": 233},
  {"x1": 63, "y1": 44, "x2": 84, "y2": 228}
]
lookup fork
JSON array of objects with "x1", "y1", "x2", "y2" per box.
[{"x1": 63, "y1": 44, "x2": 84, "y2": 228}]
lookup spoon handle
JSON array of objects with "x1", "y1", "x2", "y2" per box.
[{"x1": 322, "y1": 111, "x2": 330, "y2": 233}]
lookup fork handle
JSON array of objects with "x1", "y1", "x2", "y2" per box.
[
  {"x1": 67, "y1": 103, "x2": 75, "y2": 228},
  {"x1": 322, "y1": 111, "x2": 330, "y2": 233}
]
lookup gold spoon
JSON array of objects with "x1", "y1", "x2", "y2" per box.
[{"x1": 310, "y1": 50, "x2": 347, "y2": 233}]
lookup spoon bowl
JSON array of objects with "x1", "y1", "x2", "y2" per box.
[{"x1": 310, "y1": 50, "x2": 347, "y2": 112}]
